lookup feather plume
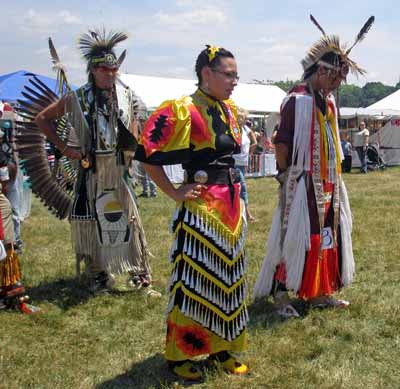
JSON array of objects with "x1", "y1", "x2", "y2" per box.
[
  {"x1": 117, "y1": 49, "x2": 127, "y2": 67},
  {"x1": 310, "y1": 14, "x2": 326, "y2": 36},
  {"x1": 346, "y1": 16, "x2": 375, "y2": 54},
  {"x1": 302, "y1": 34, "x2": 366, "y2": 76},
  {"x1": 78, "y1": 27, "x2": 128, "y2": 62},
  {"x1": 48, "y1": 38, "x2": 61, "y2": 68},
  {"x1": 48, "y1": 38, "x2": 70, "y2": 95},
  {"x1": 302, "y1": 35, "x2": 342, "y2": 70}
]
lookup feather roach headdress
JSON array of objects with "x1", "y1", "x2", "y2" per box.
[
  {"x1": 302, "y1": 15, "x2": 375, "y2": 79},
  {"x1": 78, "y1": 28, "x2": 128, "y2": 72}
]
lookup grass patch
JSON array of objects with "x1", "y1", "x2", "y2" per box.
[{"x1": 1, "y1": 167, "x2": 400, "y2": 388}]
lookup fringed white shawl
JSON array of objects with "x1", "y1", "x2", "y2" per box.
[{"x1": 253, "y1": 91, "x2": 354, "y2": 299}]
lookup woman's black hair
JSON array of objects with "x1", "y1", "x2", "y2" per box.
[
  {"x1": 358, "y1": 121, "x2": 366, "y2": 130},
  {"x1": 195, "y1": 46, "x2": 234, "y2": 85}
]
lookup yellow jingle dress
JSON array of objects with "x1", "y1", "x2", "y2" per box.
[{"x1": 135, "y1": 89, "x2": 248, "y2": 361}]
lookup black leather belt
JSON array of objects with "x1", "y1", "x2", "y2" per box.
[{"x1": 184, "y1": 167, "x2": 241, "y2": 185}]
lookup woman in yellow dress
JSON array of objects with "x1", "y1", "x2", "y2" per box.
[{"x1": 135, "y1": 45, "x2": 249, "y2": 380}]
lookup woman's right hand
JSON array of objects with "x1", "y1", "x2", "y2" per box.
[{"x1": 172, "y1": 183, "x2": 207, "y2": 202}]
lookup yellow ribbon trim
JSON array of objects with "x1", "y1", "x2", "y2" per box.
[
  {"x1": 174, "y1": 223, "x2": 244, "y2": 265},
  {"x1": 0, "y1": 250, "x2": 21, "y2": 288},
  {"x1": 184, "y1": 201, "x2": 244, "y2": 238},
  {"x1": 173, "y1": 254, "x2": 245, "y2": 293},
  {"x1": 317, "y1": 106, "x2": 342, "y2": 180},
  {"x1": 328, "y1": 107, "x2": 342, "y2": 175},
  {"x1": 171, "y1": 281, "x2": 246, "y2": 322}
]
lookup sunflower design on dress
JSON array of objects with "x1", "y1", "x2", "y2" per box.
[
  {"x1": 175, "y1": 324, "x2": 211, "y2": 356},
  {"x1": 166, "y1": 319, "x2": 175, "y2": 344}
]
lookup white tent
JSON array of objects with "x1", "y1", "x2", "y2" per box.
[
  {"x1": 367, "y1": 89, "x2": 400, "y2": 111},
  {"x1": 340, "y1": 106, "x2": 400, "y2": 167},
  {"x1": 369, "y1": 118, "x2": 400, "y2": 166},
  {"x1": 359, "y1": 91, "x2": 400, "y2": 166},
  {"x1": 340, "y1": 106, "x2": 400, "y2": 119},
  {"x1": 120, "y1": 74, "x2": 286, "y2": 113},
  {"x1": 230, "y1": 83, "x2": 286, "y2": 113}
]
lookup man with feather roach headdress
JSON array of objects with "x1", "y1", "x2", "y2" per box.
[
  {"x1": 253, "y1": 16, "x2": 374, "y2": 316},
  {"x1": 32, "y1": 29, "x2": 160, "y2": 295}
]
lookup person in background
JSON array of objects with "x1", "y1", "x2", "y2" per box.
[
  {"x1": 259, "y1": 128, "x2": 273, "y2": 153},
  {"x1": 234, "y1": 109, "x2": 257, "y2": 221},
  {"x1": 340, "y1": 132, "x2": 352, "y2": 173},
  {"x1": 271, "y1": 123, "x2": 279, "y2": 145},
  {"x1": 0, "y1": 152, "x2": 39, "y2": 313},
  {"x1": 353, "y1": 121, "x2": 369, "y2": 173},
  {"x1": 0, "y1": 113, "x2": 23, "y2": 254}
]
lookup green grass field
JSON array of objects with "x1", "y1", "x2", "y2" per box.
[{"x1": 1, "y1": 168, "x2": 400, "y2": 389}]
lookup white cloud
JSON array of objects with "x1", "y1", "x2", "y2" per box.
[
  {"x1": 23, "y1": 9, "x2": 53, "y2": 30},
  {"x1": 144, "y1": 55, "x2": 175, "y2": 64},
  {"x1": 175, "y1": 0, "x2": 196, "y2": 7},
  {"x1": 58, "y1": 10, "x2": 81, "y2": 25},
  {"x1": 1, "y1": 2, "x2": 399, "y2": 89},
  {"x1": 250, "y1": 36, "x2": 278, "y2": 45},
  {"x1": 168, "y1": 66, "x2": 190, "y2": 77},
  {"x1": 20, "y1": 8, "x2": 81, "y2": 33},
  {"x1": 154, "y1": 6, "x2": 227, "y2": 30}
]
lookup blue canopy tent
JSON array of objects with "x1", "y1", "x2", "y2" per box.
[{"x1": 0, "y1": 70, "x2": 75, "y2": 103}]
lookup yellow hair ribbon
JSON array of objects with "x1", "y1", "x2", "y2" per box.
[{"x1": 207, "y1": 45, "x2": 220, "y2": 62}]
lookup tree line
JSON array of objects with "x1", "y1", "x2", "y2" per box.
[{"x1": 272, "y1": 80, "x2": 400, "y2": 108}]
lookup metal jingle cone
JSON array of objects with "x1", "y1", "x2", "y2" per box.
[{"x1": 81, "y1": 157, "x2": 91, "y2": 169}]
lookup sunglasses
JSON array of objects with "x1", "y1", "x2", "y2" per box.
[{"x1": 211, "y1": 69, "x2": 240, "y2": 81}]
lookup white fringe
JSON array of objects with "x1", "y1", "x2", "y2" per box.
[
  {"x1": 282, "y1": 176, "x2": 310, "y2": 292},
  {"x1": 339, "y1": 178, "x2": 355, "y2": 286},
  {"x1": 71, "y1": 219, "x2": 97, "y2": 259},
  {"x1": 292, "y1": 95, "x2": 313, "y2": 172},
  {"x1": 65, "y1": 91, "x2": 91, "y2": 153},
  {"x1": 252, "y1": 205, "x2": 283, "y2": 299},
  {"x1": 97, "y1": 242, "x2": 136, "y2": 275},
  {"x1": 115, "y1": 84, "x2": 134, "y2": 128}
]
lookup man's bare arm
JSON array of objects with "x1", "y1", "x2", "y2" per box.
[
  {"x1": 275, "y1": 142, "x2": 289, "y2": 171},
  {"x1": 35, "y1": 97, "x2": 81, "y2": 160}
]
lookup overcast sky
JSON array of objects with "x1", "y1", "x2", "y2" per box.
[{"x1": 1, "y1": 0, "x2": 398, "y2": 87}]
